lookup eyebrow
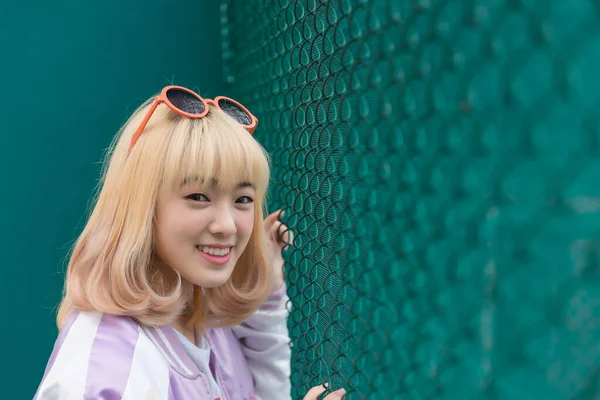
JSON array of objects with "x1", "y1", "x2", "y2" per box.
[
  {"x1": 237, "y1": 181, "x2": 255, "y2": 189},
  {"x1": 181, "y1": 176, "x2": 214, "y2": 187},
  {"x1": 181, "y1": 177, "x2": 255, "y2": 189}
]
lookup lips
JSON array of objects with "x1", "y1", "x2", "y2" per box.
[
  {"x1": 197, "y1": 246, "x2": 232, "y2": 256},
  {"x1": 196, "y1": 245, "x2": 233, "y2": 265}
]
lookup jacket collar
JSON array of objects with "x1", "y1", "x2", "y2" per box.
[{"x1": 140, "y1": 324, "x2": 202, "y2": 379}]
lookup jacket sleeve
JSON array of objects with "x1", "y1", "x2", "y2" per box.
[
  {"x1": 34, "y1": 380, "x2": 125, "y2": 400},
  {"x1": 34, "y1": 311, "x2": 174, "y2": 400},
  {"x1": 35, "y1": 332, "x2": 173, "y2": 400},
  {"x1": 231, "y1": 284, "x2": 292, "y2": 400}
]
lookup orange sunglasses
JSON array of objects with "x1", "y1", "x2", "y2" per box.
[{"x1": 128, "y1": 85, "x2": 258, "y2": 152}]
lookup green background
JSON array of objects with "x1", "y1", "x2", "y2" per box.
[{"x1": 0, "y1": 1, "x2": 223, "y2": 397}]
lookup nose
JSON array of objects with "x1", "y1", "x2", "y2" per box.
[{"x1": 208, "y1": 205, "x2": 237, "y2": 237}]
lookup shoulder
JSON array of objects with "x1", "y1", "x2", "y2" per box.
[{"x1": 35, "y1": 310, "x2": 172, "y2": 400}]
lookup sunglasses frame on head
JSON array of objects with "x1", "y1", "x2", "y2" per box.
[{"x1": 128, "y1": 85, "x2": 258, "y2": 152}]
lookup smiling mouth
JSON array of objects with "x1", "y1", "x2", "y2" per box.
[
  {"x1": 196, "y1": 245, "x2": 233, "y2": 265},
  {"x1": 196, "y1": 246, "x2": 232, "y2": 257}
]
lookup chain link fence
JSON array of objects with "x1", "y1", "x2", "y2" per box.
[{"x1": 221, "y1": 0, "x2": 600, "y2": 398}]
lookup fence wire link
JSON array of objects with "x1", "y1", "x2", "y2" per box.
[{"x1": 221, "y1": 0, "x2": 600, "y2": 398}]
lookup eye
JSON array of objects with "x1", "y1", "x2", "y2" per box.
[
  {"x1": 236, "y1": 196, "x2": 254, "y2": 204},
  {"x1": 187, "y1": 193, "x2": 209, "y2": 202}
]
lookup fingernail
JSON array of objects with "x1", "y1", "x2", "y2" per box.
[{"x1": 333, "y1": 389, "x2": 346, "y2": 398}]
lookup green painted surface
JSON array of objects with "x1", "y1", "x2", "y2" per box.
[{"x1": 0, "y1": 2, "x2": 222, "y2": 397}]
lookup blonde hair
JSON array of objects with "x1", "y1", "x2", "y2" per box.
[{"x1": 56, "y1": 93, "x2": 273, "y2": 330}]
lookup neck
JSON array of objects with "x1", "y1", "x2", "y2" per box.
[
  {"x1": 172, "y1": 279, "x2": 197, "y2": 344},
  {"x1": 172, "y1": 315, "x2": 196, "y2": 344},
  {"x1": 153, "y1": 257, "x2": 200, "y2": 344}
]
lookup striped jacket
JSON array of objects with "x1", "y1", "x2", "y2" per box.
[{"x1": 34, "y1": 285, "x2": 291, "y2": 400}]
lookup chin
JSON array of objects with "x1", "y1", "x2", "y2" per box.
[
  {"x1": 198, "y1": 277, "x2": 230, "y2": 288},
  {"x1": 190, "y1": 267, "x2": 235, "y2": 289}
]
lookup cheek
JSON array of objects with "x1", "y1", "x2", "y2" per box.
[
  {"x1": 238, "y1": 212, "x2": 255, "y2": 238},
  {"x1": 156, "y1": 207, "x2": 198, "y2": 249},
  {"x1": 167, "y1": 207, "x2": 205, "y2": 234}
]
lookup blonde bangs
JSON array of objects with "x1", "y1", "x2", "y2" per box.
[{"x1": 160, "y1": 106, "x2": 270, "y2": 195}]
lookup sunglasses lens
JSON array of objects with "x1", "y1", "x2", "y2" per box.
[
  {"x1": 166, "y1": 88, "x2": 205, "y2": 115},
  {"x1": 218, "y1": 98, "x2": 252, "y2": 125}
]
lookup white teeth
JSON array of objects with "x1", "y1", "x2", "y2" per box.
[{"x1": 199, "y1": 246, "x2": 231, "y2": 256}]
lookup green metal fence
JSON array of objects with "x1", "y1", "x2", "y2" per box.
[{"x1": 221, "y1": 1, "x2": 600, "y2": 398}]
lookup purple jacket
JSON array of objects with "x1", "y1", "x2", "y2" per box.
[{"x1": 34, "y1": 285, "x2": 291, "y2": 400}]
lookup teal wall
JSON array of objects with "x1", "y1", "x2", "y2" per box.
[{"x1": 0, "y1": 2, "x2": 223, "y2": 397}]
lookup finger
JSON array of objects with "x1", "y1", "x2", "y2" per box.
[
  {"x1": 271, "y1": 222, "x2": 295, "y2": 248},
  {"x1": 268, "y1": 220, "x2": 283, "y2": 240},
  {"x1": 279, "y1": 228, "x2": 291, "y2": 247},
  {"x1": 303, "y1": 385, "x2": 327, "y2": 400},
  {"x1": 264, "y1": 209, "x2": 284, "y2": 229},
  {"x1": 277, "y1": 224, "x2": 295, "y2": 249},
  {"x1": 284, "y1": 228, "x2": 295, "y2": 247},
  {"x1": 323, "y1": 389, "x2": 346, "y2": 399}
]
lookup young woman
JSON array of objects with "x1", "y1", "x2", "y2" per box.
[{"x1": 34, "y1": 86, "x2": 346, "y2": 400}]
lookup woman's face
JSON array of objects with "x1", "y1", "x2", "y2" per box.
[{"x1": 154, "y1": 179, "x2": 256, "y2": 288}]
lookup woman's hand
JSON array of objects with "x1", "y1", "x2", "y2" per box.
[
  {"x1": 264, "y1": 209, "x2": 294, "y2": 293},
  {"x1": 303, "y1": 384, "x2": 346, "y2": 399}
]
